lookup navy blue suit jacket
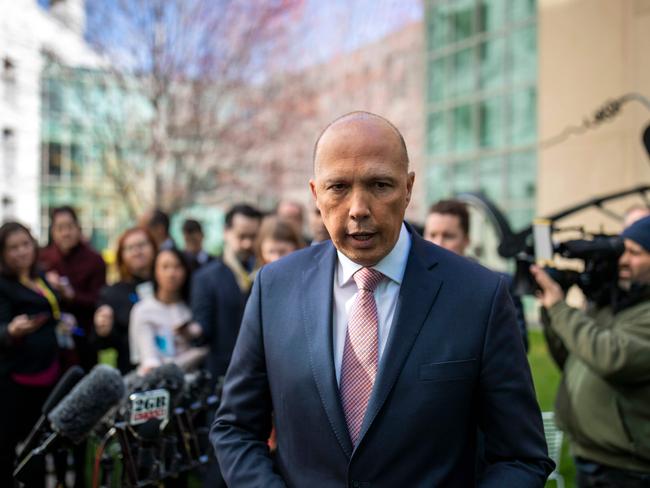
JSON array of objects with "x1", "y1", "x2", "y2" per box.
[
  {"x1": 190, "y1": 259, "x2": 246, "y2": 382},
  {"x1": 212, "y1": 228, "x2": 553, "y2": 487}
]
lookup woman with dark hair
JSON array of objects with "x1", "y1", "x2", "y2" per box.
[
  {"x1": 94, "y1": 227, "x2": 157, "y2": 374},
  {"x1": 129, "y1": 248, "x2": 204, "y2": 375},
  {"x1": 0, "y1": 222, "x2": 60, "y2": 487},
  {"x1": 39, "y1": 205, "x2": 106, "y2": 372}
]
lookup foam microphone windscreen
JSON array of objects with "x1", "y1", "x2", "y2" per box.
[
  {"x1": 41, "y1": 366, "x2": 84, "y2": 414},
  {"x1": 140, "y1": 363, "x2": 185, "y2": 405},
  {"x1": 643, "y1": 123, "x2": 650, "y2": 158},
  {"x1": 48, "y1": 364, "x2": 125, "y2": 444}
]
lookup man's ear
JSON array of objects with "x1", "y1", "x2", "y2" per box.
[
  {"x1": 405, "y1": 172, "x2": 415, "y2": 205},
  {"x1": 309, "y1": 179, "x2": 319, "y2": 208}
]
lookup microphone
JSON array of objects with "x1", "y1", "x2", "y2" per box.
[
  {"x1": 17, "y1": 366, "x2": 85, "y2": 459},
  {"x1": 14, "y1": 365, "x2": 125, "y2": 483},
  {"x1": 135, "y1": 363, "x2": 186, "y2": 407},
  {"x1": 48, "y1": 364, "x2": 126, "y2": 443}
]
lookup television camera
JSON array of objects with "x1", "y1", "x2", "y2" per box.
[{"x1": 458, "y1": 184, "x2": 650, "y2": 307}]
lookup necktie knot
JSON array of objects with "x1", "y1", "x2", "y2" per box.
[{"x1": 353, "y1": 267, "x2": 383, "y2": 292}]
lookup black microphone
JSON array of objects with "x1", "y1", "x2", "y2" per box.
[
  {"x1": 136, "y1": 363, "x2": 186, "y2": 407},
  {"x1": 48, "y1": 364, "x2": 125, "y2": 443},
  {"x1": 42, "y1": 366, "x2": 85, "y2": 414},
  {"x1": 17, "y1": 366, "x2": 85, "y2": 460},
  {"x1": 14, "y1": 365, "x2": 125, "y2": 483}
]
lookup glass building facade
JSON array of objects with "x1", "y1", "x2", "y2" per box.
[
  {"x1": 425, "y1": 0, "x2": 537, "y2": 231},
  {"x1": 40, "y1": 59, "x2": 152, "y2": 250}
]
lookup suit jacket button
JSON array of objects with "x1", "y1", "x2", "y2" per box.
[{"x1": 351, "y1": 481, "x2": 360, "y2": 488}]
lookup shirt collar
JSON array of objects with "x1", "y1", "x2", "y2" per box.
[{"x1": 337, "y1": 223, "x2": 411, "y2": 287}]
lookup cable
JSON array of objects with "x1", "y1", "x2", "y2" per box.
[
  {"x1": 92, "y1": 428, "x2": 115, "y2": 488},
  {"x1": 538, "y1": 92, "x2": 650, "y2": 150}
]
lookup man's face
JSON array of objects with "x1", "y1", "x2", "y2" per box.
[
  {"x1": 310, "y1": 116, "x2": 414, "y2": 267},
  {"x1": 183, "y1": 231, "x2": 203, "y2": 255},
  {"x1": 51, "y1": 212, "x2": 81, "y2": 254},
  {"x1": 224, "y1": 214, "x2": 260, "y2": 263},
  {"x1": 277, "y1": 202, "x2": 304, "y2": 232},
  {"x1": 423, "y1": 213, "x2": 469, "y2": 256},
  {"x1": 619, "y1": 239, "x2": 650, "y2": 285}
]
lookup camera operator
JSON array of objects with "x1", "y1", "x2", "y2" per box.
[{"x1": 531, "y1": 215, "x2": 650, "y2": 487}]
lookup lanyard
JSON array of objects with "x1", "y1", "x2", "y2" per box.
[{"x1": 21, "y1": 276, "x2": 62, "y2": 321}]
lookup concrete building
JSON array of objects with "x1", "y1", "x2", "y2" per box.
[
  {"x1": 424, "y1": 0, "x2": 650, "y2": 244},
  {"x1": 537, "y1": 0, "x2": 650, "y2": 232},
  {"x1": 424, "y1": 0, "x2": 538, "y2": 234},
  {"x1": 0, "y1": 0, "x2": 99, "y2": 236}
]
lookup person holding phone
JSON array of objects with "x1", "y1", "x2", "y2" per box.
[
  {"x1": 129, "y1": 248, "x2": 204, "y2": 375},
  {"x1": 0, "y1": 221, "x2": 62, "y2": 487}
]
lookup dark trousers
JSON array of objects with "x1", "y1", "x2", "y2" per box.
[
  {"x1": 0, "y1": 379, "x2": 51, "y2": 488},
  {"x1": 576, "y1": 457, "x2": 650, "y2": 488}
]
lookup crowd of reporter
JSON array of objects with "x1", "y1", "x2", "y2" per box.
[{"x1": 0, "y1": 200, "x2": 318, "y2": 487}]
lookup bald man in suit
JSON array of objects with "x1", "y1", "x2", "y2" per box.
[{"x1": 211, "y1": 112, "x2": 553, "y2": 487}]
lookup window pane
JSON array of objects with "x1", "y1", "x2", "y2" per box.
[
  {"x1": 477, "y1": 157, "x2": 504, "y2": 203},
  {"x1": 452, "y1": 104, "x2": 475, "y2": 152},
  {"x1": 507, "y1": 151, "x2": 536, "y2": 201},
  {"x1": 428, "y1": 4, "x2": 452, "y2": 49},
  {"x1": 47, "y1": 142, "x2": 63, "y2": 177},
  {"x1": 451, "y1": 0, "x2": 475, "y2": 43},
  {"x1": 428, "y1": 57, "x2": 447, "y2": 103},
  {"x1": 451, "y1": 47, "x2": 474, "y2": 97},
  {"x1": 478, "y1": 37, "x2": 505, "y2": 90},
  {"x1": 511, "y1": 25, "x2": 537, "y2": 84},
  {"x1": 478, "y1": 0, "x2": 506, "y2": 33},
  {"x1": 510, "y1": 0, "x2": 536, "y2": 24},
  {"x1": 479, "y1": 96, "x2": 505, "y2": 149},
  {"x1": 427, "y1": 111, "x2": 449, "y2": 156},
  {"x1": 70, "y1": 143, "x2": 82, "y2": 177},
  {"x1": 45, "y1": 79, "x2": 63, "y2": 113},
  {"x1": 452, "y1": 160, "x2": 476, "y2": 193},
  {"x1": 427, "y1": 163, "x2": 452, "y2": 202},
  {"x1": 510, "y1": 87, "x2": 536, "y2": 145}
]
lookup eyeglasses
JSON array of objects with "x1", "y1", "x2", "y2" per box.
[{"x1": 123, "y1": 241, "x2": 151, "y2": 253}]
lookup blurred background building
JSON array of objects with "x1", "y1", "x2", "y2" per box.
[
  {"x1": 1, "y1": 0, "x2": 649, "y2": 254},
  {"x1": 0, "y1": 0, "x2": 100, "y2": 237}
]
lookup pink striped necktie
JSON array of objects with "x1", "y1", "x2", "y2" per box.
[{"x1": 340, "y1": 267, "x2": 384, "y2": 445}]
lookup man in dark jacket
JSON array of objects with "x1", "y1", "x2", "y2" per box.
[
  {"x1": 191, "y1": 257, "x2": 246, "y2": 488},
  {"x1": 424, "y1": 199, "x2": 529, "y2": 351},
  {"x1": 532, "y1": 215, "x2": 650, "y2": 487}
]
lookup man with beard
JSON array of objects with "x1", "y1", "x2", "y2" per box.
[{"x1": 532, "y1": 215, "x2": 650, "y2": 487}]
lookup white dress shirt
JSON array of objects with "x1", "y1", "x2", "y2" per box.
[{"x1": 333, "y1": 223, "x2": 412, "y2": 385}]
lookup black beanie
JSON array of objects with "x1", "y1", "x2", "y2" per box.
[{"x1": 622, "y1": 215, "x2": 650, "y2": 252}]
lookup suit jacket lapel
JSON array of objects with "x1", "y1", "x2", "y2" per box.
[
  {"x1": 355, "y1": 233, "x2": 443, "y2": 449},
  {"x1": 301, "y1": 243, "x2": 354, "y2": 458}
]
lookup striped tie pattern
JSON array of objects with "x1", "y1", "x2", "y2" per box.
[{"x1": 340, "y1": 267, "x2": 384, "y2": 445}]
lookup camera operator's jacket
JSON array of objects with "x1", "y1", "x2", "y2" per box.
[{"x1": 544, "y1": 296, "x2": 650, "y2": 472}]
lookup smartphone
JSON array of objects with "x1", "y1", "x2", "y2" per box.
[
  {"x1": 29, "y1": 312, "x2": 50, "y2": 326},
  {"x1": 533, "y1": 219, "x2": 554, "y2": 266}
]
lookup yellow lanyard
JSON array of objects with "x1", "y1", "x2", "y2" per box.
[{"x1": 21, "y1": 277, "x2": 61, "y2": 321}]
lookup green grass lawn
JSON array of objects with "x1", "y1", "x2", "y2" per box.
[{"x1": 528, "y1": 328, "x2": 577, "y2": 488}]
